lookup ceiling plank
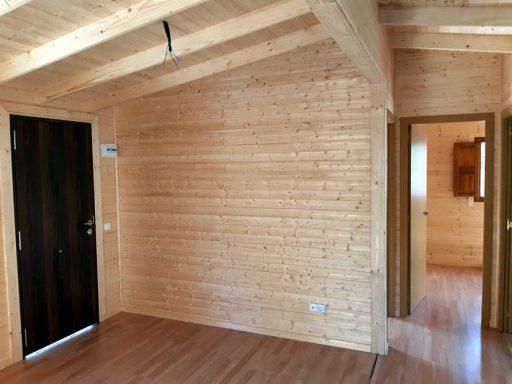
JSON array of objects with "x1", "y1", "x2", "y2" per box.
[
  {"x1": 379, "y1": 6, "x2": 512, "y2": 27},
  {"x1": 389, "y1": 31, "x2": 512, "y2": 53},
  {"x1": 37, "y1": 0, "x2": 311, "y2": 103},
  {"x1": 0, "y1": 0, "x2": 32, "y2": 17},
  {"x1": 305, "y1": 0, "x2": 387, "y2": 84},
  {"x1": 86, "y1": 24, "x2": 328, "y2": 111},
  {"x1": 0, "y1": 0, "x2": 207, "y2": 84}
]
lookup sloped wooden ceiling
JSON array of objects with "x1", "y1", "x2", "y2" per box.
[
  {"x1": 379, "y1": 0, "x2": 512, "y2": 6},
  {"x1": 2, "y1": 0, "x2": 511, "y2": 112},
  {"x1": 0, "y1": 0, "x2": 325, "y2": 112},
  {"x1": 379, "y1": 0, "x2": 512, "y2": 52}
]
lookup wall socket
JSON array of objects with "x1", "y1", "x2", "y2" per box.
[{"x1": 309, "y1": 303, "x2": 326, "y2": 313}]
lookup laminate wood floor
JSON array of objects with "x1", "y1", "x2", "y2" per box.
[
  {"x1": 372, "y1": 265, "x2": 512, "y2": 384},
  {"x1": 1, "y1": 265, "x2": 510, "y2": 383},
  {"x1": 0, "y1": 312, "x2": 376, "y2": 383}
]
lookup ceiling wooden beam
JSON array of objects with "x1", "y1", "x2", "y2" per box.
[
  {"x1": 0, "y1": 0, "x2": 32, "y2": 17},
  {"x1": 37, "y1": 0, "x2": 311, "y2": 103},
  {"x1": 305, "y1": 0, "x2": 387, "y2": 84},
  {"x1": 0, "y1": 0, "x2": 207, "y2": 84},
  {"x1": 86, "y1": 24, "x2": 328, "y2": 111},
  {"x1": 0, "y1": 85, "x2": 87, "y2": 112},
  {"x1": 379, "y1": 6, "x2": 512, "y2": 27},
  {"x1": 389, "y1": 31, "x2": 512, "y2": 53}
]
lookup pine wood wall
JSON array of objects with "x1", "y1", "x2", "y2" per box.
[
  {"x1": 503, "y1": 54, "x2": 512, "y2": 117},
  {"x1": 416, "y1": 121, "x2": 485, "y2": 268},
  {"x1": 0, "y1": 188, "x2": 8, "y2": 368},
  {"x1": 394, "y1": 49, "x2": 502, "y2": 323},
  {"x1": 396, "y1": 50, "x2": 501, "y2": 117},
  {"x1": 0, "y1": 104, "x2": 16, "y2": 368},
  {"x1": 115, "y1": 40, "x2": 376, "y2": 352},
  {"x1": 97, "y1": 109, "x2": 121, "y2": 319}
]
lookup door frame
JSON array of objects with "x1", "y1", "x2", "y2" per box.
[
  {"x1": 392, "y1": 113, "x2": 495, "y2": 325},
  {"x1": 0, "y1": 102, "x2": 106, "y2": 363},
  {"x1": 499, "y1": 117, "x2": 512, "y2": 331},
  {"x1": 387, "y1": 122, "x2": 397, "y2": 317}
]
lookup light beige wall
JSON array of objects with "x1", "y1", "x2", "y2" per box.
[
  {"x1": 0, "y1": 187, "x2": 8, "y2": 369},
  {"x1": 115, "y1": 40, "x2": 376, "y2": 352},
  {"x1": 396, "y1": 50, "x2": 501, "y2": 117},
  {"x1": 97, "y1": 109, "x2": 121, "y2": 318},
  {"x1": 394, "y1": 49, "x2": 502, "y2": 325},
  {"x1": 416, "y1": 121, "x2": 485, "y2": 268},
  {"x1": 503, "y1": 54, "x2": 512, "y2": 117}
]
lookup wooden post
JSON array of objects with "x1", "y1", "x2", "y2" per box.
[
  {"x1": 0, "y1": 103, "x2": 23, "y2": 365},
  {"x1": 370, "y1": 84, "x2": 388, "y2": 354}
]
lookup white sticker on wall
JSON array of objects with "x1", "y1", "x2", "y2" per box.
[{"x1": 101, "y1": 144, "x2": 118, "y2": 158}]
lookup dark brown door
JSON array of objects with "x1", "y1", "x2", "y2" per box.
[
  {"x1": 11, "y1": 115, "x2": 99, "y2": 356},
  {"x1": 505, "y1": 118, "x2": 512, "y2": 333}
]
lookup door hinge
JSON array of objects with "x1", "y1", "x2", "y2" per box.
[
  {"x1": 12, "y1": 129, "x2": 16, "y2": 151},
  {"x1": 23, "y1": 328, "x2": 27, "y2": 348},
  {"x1": 17, "y1": 231, "x2": 22, "y2": 251},
  {"x1": 508, "y1": 219, "x2": 512, "y2": 231}
]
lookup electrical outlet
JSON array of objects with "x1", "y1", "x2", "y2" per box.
[{"x1": 309, "y1": 303, "x2": 326, "y2": 313}]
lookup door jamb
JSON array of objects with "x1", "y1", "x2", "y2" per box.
[
  {"x1": 387, "y1": 122, "x2": 397, "y2": 316},
  {"x1": 499, "y1": 117, "x2": 512, "y2": 331},
  {"x1": 0, "y1": 102, "x2": 104, "y2": 365},
  {"x1": 393, "y1": 113, "x2": 495, "y2": 325}
]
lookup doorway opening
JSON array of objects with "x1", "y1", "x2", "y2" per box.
[
  {"x1": 409, "y1": 121, "x2": 486, "y2": 318},
  {"x1": 390, "y1": 113, "x2": 495, "y2": 325}
]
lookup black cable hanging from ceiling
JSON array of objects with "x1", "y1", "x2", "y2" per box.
[{"x1": 162, "y1": 20, "x2": 180, "y2": 69}]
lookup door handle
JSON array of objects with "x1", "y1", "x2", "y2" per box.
[
  {"x1": 82, "y1": 216, "x2": 95, "y2": 227},
  {"x1": 423, "y1": 211, "x2": 430, "y2": 216}
]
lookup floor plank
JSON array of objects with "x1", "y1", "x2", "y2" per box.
[
  {"x1": 0, "y1": 312, "x2": 376, "y2": 383},
  {"x1": 372, "y1": 265, "x2": 512, "y2": 384},
  {"x1": 1, "y1": 265, "x2": 510, "y2": 383}
]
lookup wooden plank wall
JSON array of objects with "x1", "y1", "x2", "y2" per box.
[
  {"x1": 0, "y1": 187, "x2": 8, "y2": 368},
  {"x1": 115, "y1": 40, "x2": 375, "y2": 352},
  {"x1": 503, "y1": 54, "x2": 512, "y2": 117},
  {"x1": 396, "y1": 50, "x2": 501, "y2": 117},
  {"x1": 97, "y1": 108, "x2": 121, "y2": 319},
  {"x1": 416, "y1": 121, "x2": 485, "y2": 268},
  {"x1": 394, "y1": 49, "x2": 502, "y2": 323}
]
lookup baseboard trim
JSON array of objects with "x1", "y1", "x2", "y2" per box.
[{"x1": 121, "y1": 306, "x2": 372, "y2": 354}]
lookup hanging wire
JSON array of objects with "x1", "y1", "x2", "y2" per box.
[{"x1": 162, "y1": 21, "x2": 180, "y2": 70}]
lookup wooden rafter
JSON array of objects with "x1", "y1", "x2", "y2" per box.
[
  {"x1": 0, "y1": 0, "x2": 32, "y2": 17},
  {"x1": 86, "y1": 24, "x2": 328, "y2": 111},
  {"x1": 389, "y1": 32, "x2": 512, "y2": 53},
  {"x1": 305, "y1": 0, "x2": 386, "y2": 84},
  {"x1": 37, "y1": 0, "x2": 311, "y2": 103},
  {"x1": 379, "y1": 6, "x2": 512, "y2": 27},
  {"x1": 0, "y1": 0, "x2": 207, "y2": 84}
]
